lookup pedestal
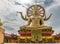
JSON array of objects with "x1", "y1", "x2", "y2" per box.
[
  {"x1": 25, "y1": 26, "x2": 53, "y2": 42},
  {"x1": 18, "y1": 26, "x2": 54, "y2": 43}
]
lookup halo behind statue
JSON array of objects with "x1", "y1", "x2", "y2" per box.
[{"x1": 27, "y1": 5, "x2": 45, "y2": 17}]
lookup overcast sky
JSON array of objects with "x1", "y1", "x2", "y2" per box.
[{"x1": 0, "y1": 0, "x2": 60, "y2": 35}]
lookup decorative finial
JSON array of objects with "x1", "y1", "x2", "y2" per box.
[{"x1": 0, "y1": 19, "x2": 2, "y2": 26}]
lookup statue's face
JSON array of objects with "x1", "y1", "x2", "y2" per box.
[{"x1": 33, "y1": 10, "x2": 39, "y2": 16}]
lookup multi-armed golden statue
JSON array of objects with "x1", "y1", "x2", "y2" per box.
[
  {"x1": 18, "y1": 5, "x2": 52, "y2": 27},
  {"x1": 18, "y1": 4, "x2": 52, "y2": 42}
]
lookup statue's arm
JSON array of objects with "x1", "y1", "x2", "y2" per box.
[
  {"x1": 18, "y1": 12, "x2": 28, "y2": 21},
  {"x1": 44, "y1": 14, "x2": 52, "y2": 21},
  {"x1": 26, "y1": 17, "x2": 31, "y2": 26}
]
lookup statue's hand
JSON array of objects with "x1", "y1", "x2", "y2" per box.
[
  {"x1": 17, "y1": 11, "x2": 22, "y2": 14},
  {"x1": 44, "y1": 13, "x2": 52, "y2": 21}
]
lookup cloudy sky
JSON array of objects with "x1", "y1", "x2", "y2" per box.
[{"x1": 0, "y1": 0, "x2": 60, "y2": 35}]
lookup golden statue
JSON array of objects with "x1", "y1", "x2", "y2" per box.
[
  {"x1": 18, "y1": 5, "x2": 52, "y2": 27},
  {"x1": 18, "y1": 4, "x2": 52, "y2": 42}
]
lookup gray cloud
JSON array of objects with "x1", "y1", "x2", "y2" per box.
[{"x1": 44, "y1": 0, "x2": 54, "y2": 7}]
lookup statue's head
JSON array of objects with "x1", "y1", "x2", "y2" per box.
[{"x1": 32, "y1": 5, "x2": 39, "y2": 16}]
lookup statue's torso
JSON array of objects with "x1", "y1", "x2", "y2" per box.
[{"x1": 30, "y1": 16, "x2": 41, "y2": 27}]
